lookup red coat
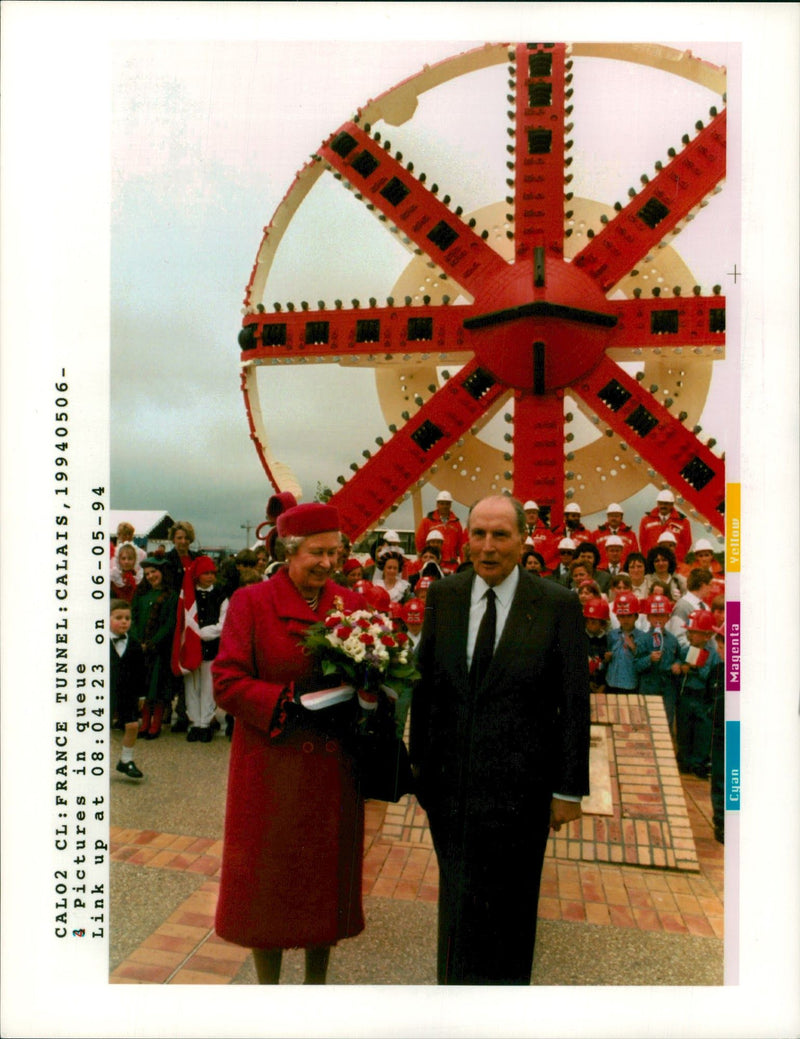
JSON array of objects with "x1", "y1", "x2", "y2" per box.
[
  {"x1": 415, "y1": 510, "x2": 463, "y2": 566},
  {"x1": 638, "y1": 508, "x2": 692, "y2": 562},
  {"x1": 592, "y1": 523, "x2": 640, "y2": 568},
  {"x1": 212, "y1": 569, "x2": 366, "y2": 950},
  {"x1": 525, "y1": 523, "x2": 558, "y2": 570}
]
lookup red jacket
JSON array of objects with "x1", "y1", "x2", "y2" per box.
[
  {"x1": 212, "y1": 569, "x2": 366, "y2": 949},
  {"x1": 638, "y1": 508, "x2": 692, "y2": 562},
  {"x1": 592, "y1": 523, "x2": 640, "y2": 568},
  {"x1": 415, "y1": 510, "x2": 463, "y2": 566},
  {"x1": 525, "y1": 523, "x2": 558, "y2": 570}
]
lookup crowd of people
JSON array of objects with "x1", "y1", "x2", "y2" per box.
[{"x1": 108, "y1": 484, "x2": 726, "y2": 985}]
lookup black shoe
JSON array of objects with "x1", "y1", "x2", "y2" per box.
[
  {"x1": 187, "y1": 727, "x2": 201, "y2": 742},
  {"x1": 171, "y1": 718, "x2": 189, "y2": 734},
  {"x1": 199, "y1": 727, "x2": 214, "y2": 743},
  {"x1": 116, "y1": 760, "x2": 143, "y2": 779}
]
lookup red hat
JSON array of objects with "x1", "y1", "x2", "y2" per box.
[
  {"x1": 685, "y1": 609, "x2": 716, "y2": 633},
  {"x1": 403, "y1": 598, "x2": 425, "y2": 623},
  {"x1": 342, "y1": 558, "x2": 363, "y2": 574},
  {"x1": 583, "y1": 598, "x2": 610, "y2": 620},
  {"x1": 613, "y1": 591, "x2": 640, "y2": 617},
  {"x1": 354, "y1": 581, "x2": 391, "y2": 611},
  {"x1": 192, "y1": 555, "x2": 216, "y2": 577},
  {"x1": 645, "y1": 594, "x2": 673, "y2": 616},
  {"x1": 416, "y1": 576, "x2": 434, "y2": 592},
  {"x1": 255, "y1": 491, "x2": 299, "y2": 544},
  {"x1": 266, "y1": 491, "x2": 298, "y2": 523},
  {"x1": 276, "y1": 502, "x2": 339, "y2": 538}
]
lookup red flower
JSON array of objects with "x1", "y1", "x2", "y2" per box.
[
  {"x1": 324, "y1": 615, "x2": 340, "y2": 628},
  {"x1": 335, "y1": 625, "x2": 352, "y2": 640},
  {"x1": 394, "y1": 632, "x2": 409, "y2": 645},
  {"x1": 356, "y1": 617, "x2": 371, "y2": 630},
  {"x1": 380, "y1": 635, "x2": 395, "y2": 647},
  {"x1": 359, "y1": 633, "x2": 374, "y2": 645}
]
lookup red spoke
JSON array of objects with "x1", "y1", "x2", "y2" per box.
[
  {"x1": 317, "y1": 121, "x2": 508, "y2": 298},
  {"x1": 572, "y1": 109, "x2": 727, "y2": 293},
  {"x1": 511, "y1": 43, "x2": 569, "y2": 265},
  {"x1": 511, "y1": 391, "x2": 566, "y2": 525},
  {"x1": 609, "y1": 294, "x2": 726, "y2": 348},
  {"x1": 571, "y1": 355, "x2": 725, "y2": 529},
  {"x1": 239, "y1": 303, "x2": 478, "y2": 363},
  {"x1": 328, "y1": 358, "x2": 506, "y2": 539}
]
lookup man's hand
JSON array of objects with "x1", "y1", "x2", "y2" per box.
[{"x1": 549, "y1": 797, "x2": 582, "y2": 832}]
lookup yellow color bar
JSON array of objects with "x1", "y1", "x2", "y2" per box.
[{"x1": 726, "y1": 483, "x2": 741, "y2": 572}]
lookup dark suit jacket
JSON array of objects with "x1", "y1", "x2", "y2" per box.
[
  {"x1": 110, "y1": 636, "x2": 146, "y2": 720},
  {"x1": 410, "y1": 567, "x2": 590, "y2": 833}
]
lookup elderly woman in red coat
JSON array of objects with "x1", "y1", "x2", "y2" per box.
[{"x1": 212, "y1": 502, "x2": 365, "y2": 984}]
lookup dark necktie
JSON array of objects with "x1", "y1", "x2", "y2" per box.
[{"x1": 470, "y1": 588, "x2": 497, "y2": 691}]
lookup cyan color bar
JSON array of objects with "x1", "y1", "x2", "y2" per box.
[{"x1": 726, "y1": 720, "x2": 741, "y2": 811}]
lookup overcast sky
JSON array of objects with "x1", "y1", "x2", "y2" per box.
[{"x1": 110, "y1": 33, "x2": 742, "y2": 551}]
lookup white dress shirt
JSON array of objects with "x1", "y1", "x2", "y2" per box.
[{"x1": 467, "y1": 567, "x2": 520, "y2": 670}]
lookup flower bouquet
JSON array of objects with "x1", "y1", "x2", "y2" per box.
[
  {"x1": 302, "y1": 598, "x2": 419, "y2": 801},
  {"x1": 302, "y1": 599, "x2": 419, "y2": 737}
]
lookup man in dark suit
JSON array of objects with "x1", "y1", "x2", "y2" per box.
[{"x1": 410, "y1": 495, "x2": 590, "y2": 985}]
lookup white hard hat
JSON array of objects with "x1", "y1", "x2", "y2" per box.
[
  {"x1": 656, "y1": 489, "x2": 675, "y2": 503},
  {"x1": 436, "y1": 490, "x2": 453, "y2": 502},
  {"x1": 523, "y1": 500, "x2": 539, "y2": 511},
  {"x1": 564, "y1": 503, "x2": 581, "y2": 514},
  {"x1": 657, "y1": 531, "x2": 677, "y2": 544},
  {"x1": 524, "y1": 536, "x2": 535, "y2": 546},
  {"x1": 606, "y1": 503, "x2": 623, "y2": 513},
  {"x1": 558, "y1": 538, "x2": 577, "y2": 551},
  {"x1": 426, "y1": 530, "x2": 445, "y2": 542},
  {"x1": 692, "y1": 538, "x2": 715, "y2": 553},
  {"x1": 605, "y1": 535, "x2": 624, "y2": 547},
  {"x1": 383, "y1": 530, "x2": 401, "y2": 543}
]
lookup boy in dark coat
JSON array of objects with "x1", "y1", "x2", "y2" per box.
[{"x1": 109, "y1": 599, "x2": 145, "y2": 779}]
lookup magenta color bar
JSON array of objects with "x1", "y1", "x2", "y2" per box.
[{"x1": 726, "y1": 601, "x2": 741, "y2": 692}]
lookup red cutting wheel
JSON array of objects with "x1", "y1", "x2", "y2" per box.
[{"x1": 239, "y1": 42, "x2": 729, "y2": 540}]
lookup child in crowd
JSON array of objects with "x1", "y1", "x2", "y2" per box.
[
  {"x1": 402, "y1": 598, "x2": 425, "y2": 655},
  {"x1": 340, "y1": 558, "x2": 364, "y2": 588},
  {"x1": 109, "y1": 599, "x2": 145, "y2": 779},
  {"x1": 131, "y1": 557, "x2": 178, "y2": 739},
  {"x1": 675, "y1": 610, "x2": 721, "y2": 778},
  {"x1": 180, "y1": 557, "x2": 229, "y2": 743},
  {"x1": 583, "y1": 597, "x2": 611, "y2": 693},
  {"x1": 637, "y1": 594, "x2": 682, "y2": 732},
  {"x1": 110, "y1": 542, "x2": 143, "y2": 603},
  {"x1": 605, "y1": 591, "x2": 650, "y2": 694}
]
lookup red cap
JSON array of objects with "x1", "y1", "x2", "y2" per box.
[
  {"x1": 354, "y1": 581, "x2": 391, "y2": 611},
  {"x1": 276, "y1": 503, "x2": 339, "y2": 538},
  {"x1": 192, "y1": 555, "x2": 216, "y2": 577},
  {"x1": 403, "y1": 597, "x2": 425, "y2": 623},
  {"x1": 266, "y1": 491, "x2": 298, "y2": 523},
  {"x1": 583, "y1": 598, "x2": 610, "y2": 620},
  {"x1": 613, "y1": 591, "x2": 640, "y2": 617},
  {"x1": 342, "y1": 558, "x2": 363, "y2": 574},
  {"x1": 645, "y1": 594, "x2": 673, "y2": 616},
  {"x1": 685, "y1": 609, "x2": 716, "y2": 633}
]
